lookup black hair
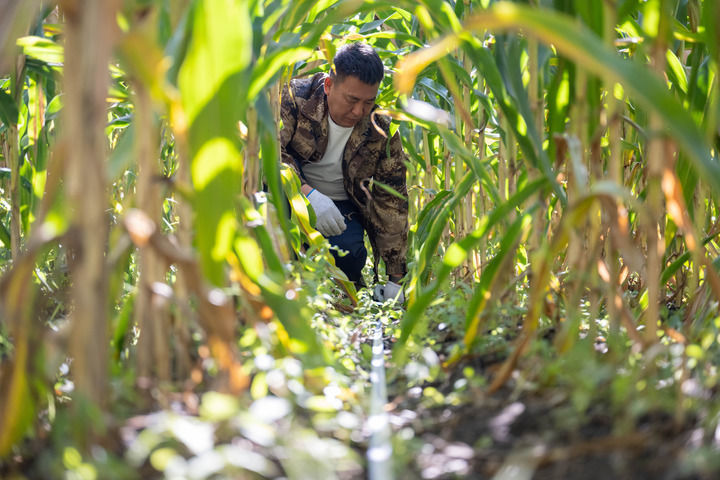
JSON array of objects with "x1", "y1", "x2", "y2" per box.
[{"x1": 332, "y1": 42, "x2": 384, "y2": 85}]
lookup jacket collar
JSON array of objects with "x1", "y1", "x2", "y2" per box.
[{"x1": 299, "y1": 76, "x2": 328, "y2": 124}]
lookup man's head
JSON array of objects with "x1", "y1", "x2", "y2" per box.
[{"x1": 324, "y1": 42, "x2": 384, "y2": 127}]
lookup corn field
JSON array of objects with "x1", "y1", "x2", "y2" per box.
[{"x1": 1, "y1": 0, "x2": 720, "y2": 478}]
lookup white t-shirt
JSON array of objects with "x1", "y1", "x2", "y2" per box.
[{"x1": 302, "y1": 115, "x2": 353, "y2": 201}]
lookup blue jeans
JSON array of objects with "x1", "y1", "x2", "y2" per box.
[{"x1": 326, "y1": 200, "x2": 367, "y2": 286}]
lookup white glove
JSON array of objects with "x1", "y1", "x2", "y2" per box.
[
  {"x1": 307, "y1": 189, "x2": 346, "y2": 237},
  {"x1": 373, "y1": 281, "x2": 405, "y2": 303}
]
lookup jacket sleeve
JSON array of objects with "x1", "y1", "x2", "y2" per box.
[
  {"x1": 369, "y1": 130, "x2": 409, "y2": 277},
  {"x1": 279, "y1": 83, "x2": 304, "y2": 179}
]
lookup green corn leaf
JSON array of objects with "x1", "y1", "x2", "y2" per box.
[
  {"x1": 462, "y1": 44, "x2": 566, "y2": 204},
  {"x1": 414, "y1": 171, "x2": 476, "y2": 286},
  {"x1": 661, "y1": 229, "x2": 720, "y2": 286},
  {"x1": 279, "y1": 165, "x2": 358, "y2": 302},
  {"x1": 0, "y1": 168, "x2": 33, "y2": 194},
  {"x1": 371, "y1": 178, "x2": 407, "y2": 201},
  {"x1": 666, "y1": 48, "x2": 688, "y2": 94},
  {"x1": 463, "y1": 212, "x2": 531, "y2": 349},
  {"x1": 237, "y1": 196, "x2": 285, "y2": 276},
  {"x1": 701, "y1": 0, "x2": 719, "y2": 62},
  {"x1": 0, "y1": 220, "x2": 11, "y2": 248},
  {"x1": 545, "y1": 59, "x2": 571, "y2": 154},
  {"x1": 248, "y1": 47, "x2": 313, "y2": 100},
  {"x1": 671, "y1": 18, "x2": 705, "y2": 44},
  {"x1": 457, "y1": 2, "x2": 720, "y2": 199},
  {"x1": 164, "y1": 3, "x2": 192, "y2": 86},
  {"x1": 16, "y1": 35, "x2": 63, "y2": 67},
  {"x1": 617, "y1": 0, "x2": 642, "y2": 23},
  {"x1": 280, "y1": 165, "x2": 321, "y2": 248},
  {"x1": 178, "y1": 0, "x2": 251, "y2": 285},
  {"x1": 108, "y1": 123, "x2": 135, "y2": 182},
  {"x1": 395, "y1": 177, "x2": 547, "y2": 364},
  {"x1": 413, "y1": 190, "x2": 452, "y2": 249},
  {"x1": 575, "y1": 0, "x2": 605, "y2": 36},
  {"x1": 359, "y1": 18, "x2": 386, "y2": 34},
  {"x1": 676, "y1": 155, "x2": 698, "y2": 219},
  {"x1": 0, "y1": 89, "x2": 19, "y2": 127},
  {"x1": 417, "y1": 77, "x2": 452, "y2": 108},
  {"x1": 0, "y1": 351, "x2": 35, "y2": 456},
  {"x1": 260, "y1": 115, "x2": 293, "y2": 251},
  {"x1": 111, "y1": 290, "x2": 135, "y2": 365},
  {"x1": 234, "y1": 235, "x2": 264, "y2": 280},
  {"x1": 361, "y1": 31, "x2": 425, "y2": 48},
  {"x1": 231, "y1": 237, "x2": 332, "y2": 367}
]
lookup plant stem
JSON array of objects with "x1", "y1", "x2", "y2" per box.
[
  {"x1": 9, "y1": 54, "x2": 24, "y2": 260},
  {"x1": 134, "y1": 83, "x2": 171, "y2": 382},
  {"x1": 64, "y1": 0, "x2": 121, "y2": 407},
  {"x1": 644, "y1": 0, "x2": 672, "y2": 345}
]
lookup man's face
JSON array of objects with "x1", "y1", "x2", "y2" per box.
[{"x1": 324, "y1": 75, "x2": 379, "y2": 128}]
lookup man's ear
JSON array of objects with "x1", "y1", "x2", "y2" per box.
[{"x1": 324, "y1": 75, "x2": 333, "y2": 94}]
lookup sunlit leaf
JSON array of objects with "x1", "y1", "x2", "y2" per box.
[
  {"x1": 178, "y1": 0, "x2": 251, "y2": 284},
  {"x1": 394, "y1": 177, "x2": 547, "y2": 364},
  {"x1": 16, "y1": 35, "x2": 63, "y2": 66},
  {"x1": 666, "y1": 49, "x2": 688, "y2": 94},
  {"x1": 249, "y1": 47, "x2": 313, "y2": 99}
]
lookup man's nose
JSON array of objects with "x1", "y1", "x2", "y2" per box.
[{"x1": 352, "y1": 102, "x2": 365, "y2": 117}]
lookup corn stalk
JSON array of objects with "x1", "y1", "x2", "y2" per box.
[{"x1": 62, "y1": 0, "x2": 121, "y2": 407}]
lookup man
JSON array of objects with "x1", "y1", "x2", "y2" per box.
[{"x1": 279, "y1": 42, "x2": 407, "y2": 302}]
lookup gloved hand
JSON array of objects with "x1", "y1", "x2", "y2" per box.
[
  {"x1": 307, "y1": 189, "x2": 346, "y2": 237},
  {"x1": 373, "y1": 281, "x2": 405, "y2": 303}
]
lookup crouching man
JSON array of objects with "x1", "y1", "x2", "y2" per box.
[{"x1": 279, "y1": 42, "x2": 407, "y2": 302}]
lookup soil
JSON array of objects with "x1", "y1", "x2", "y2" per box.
[{"x1": 384, "y1": 351, "x2": 719, "y2": 480}]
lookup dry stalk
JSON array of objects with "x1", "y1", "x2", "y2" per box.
[
  {"x1": 63, "y1": 0, "x2": 121, "y2": 407},
  {"x1": 133, "y1": 83, "x2": 172, "y2": 382}
]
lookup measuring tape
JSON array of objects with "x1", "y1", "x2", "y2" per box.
[{"x1": 367, "y1": 316, "x2": 394, "y2": 479}]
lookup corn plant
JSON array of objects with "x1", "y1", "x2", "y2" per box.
[
  {"x1": 392, "y1": 0, "x2": 719, "y2": 372},
  {"x1": 0, "y1": 0, "x2": 719, "y2": 476}
]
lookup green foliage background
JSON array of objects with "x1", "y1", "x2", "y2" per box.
[{"x1": 1, "y1": 0, "x2": 720, "y2": 477}]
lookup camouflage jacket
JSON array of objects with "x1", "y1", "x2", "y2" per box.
[{"x1": 279, "y1": 72, "x2": 408, "y2": 277}]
